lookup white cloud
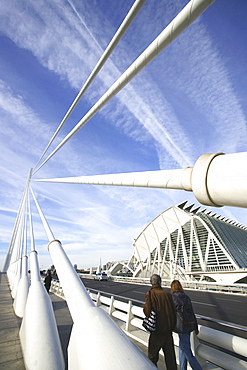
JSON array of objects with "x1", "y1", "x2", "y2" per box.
[
  {"x1": 0, "y1": 0, "x2": 195, "y2": 169},
  {"x1": 0, "y1": 0, "x2": 247, "y2": 271},
  {"x1": 154, "y1": 19, "x2": 247, "y2": 154}
]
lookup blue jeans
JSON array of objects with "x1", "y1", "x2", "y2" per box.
[{"x1": 178, "y1": 333, "x2": 202, "y2": 370}]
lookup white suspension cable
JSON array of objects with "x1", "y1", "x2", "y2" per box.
[
  {"x1": 33, "y1": 0, "x2": 215, "y2": 174},
  {"x1": 3, "y1": 170, "x2": 32, "y2": 271},
  {"x1": 30, "y1": 187, "x2": 55, "y2": 242},
  {"x1": 33, "y1": 0, "x2": 146, "y2": 173},
  {"x1": 23, "y1": 199, "x2": 28, "y2": 257},
  {"x1": 28, "y1": 189, "x2": 36, "y2": 252},
  {"x1": 15, "y1": 206, "x2": 26, "y2": 262}
]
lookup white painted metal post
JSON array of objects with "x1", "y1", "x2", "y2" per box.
[
  {"x1": 13, "y1": 203, "x2": 31, "y2": 317},
  {"x1": 20, "y1": 250, "x2": 65, "y2": 370},
  {"x1": 109, "y1": 295, "x2": 115, "y2": 316},
  {"x1": 11, "y1": 258, "x2": 22, "y2": 299},
  {"x1": 190, "y1": 331, "x2": 206, "y2": 367},
  {"x1": 10, "y1": 205, "x2": 26, "y2": 298},
  {"x1": 126, "y1": 300, "x2": 135, "y2": 332},
  {"x1": 7, "y1": 260, "x2": 16, "y2": 290},
  {"x1": 13, "y1": 255, "x2": 30, "y2": 318},
  {"x1": 96, "y1": 291, "x2": 101, "y2": 307}
]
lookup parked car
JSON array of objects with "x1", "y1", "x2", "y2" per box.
[{"x1": 94, "y1": 272, "x2": 108, "y2": 281}]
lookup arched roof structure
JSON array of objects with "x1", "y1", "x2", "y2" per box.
[{"x1": 127, "y1": 201, "x2": 247, "y2": 284}]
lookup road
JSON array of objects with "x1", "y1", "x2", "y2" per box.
[{"x1": 80, "y1": 277, "x2": 247, "y2": 339}]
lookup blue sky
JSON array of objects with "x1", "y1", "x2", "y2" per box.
[{"x1": 0, "y1": 0, "x2": 247, "y2": 270}]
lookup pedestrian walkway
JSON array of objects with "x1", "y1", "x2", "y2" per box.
[
  {"x1": 0, "y1": 273, "x2": 167, "y2": 370},
  {"x1": 0, "y1": 273, "x2": 25, "y2": 370},
  {"x1": 51, "y1": 292, "x2": 167, "y2": 369},
  {"x1": 50, "y1": 291, "x2": 73, "y2": 369}
]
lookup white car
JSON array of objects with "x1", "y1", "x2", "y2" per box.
[{"x1": 94, "y1": 272, "x2": 108, "y2": 281}]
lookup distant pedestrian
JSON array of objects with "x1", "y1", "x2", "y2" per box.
[
  {"x1": 44, "y1": 271, "x2": 52, "y2": 293},
  {"x1": 171, "y1": 280, "x2": 202, "y2": 370},
  {"x1": 144, "y1": 274, "x2": 177, "y2": 369}
]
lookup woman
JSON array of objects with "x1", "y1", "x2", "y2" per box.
[{"x1": 171, "y1": 280, "x2": 202, "y2": 370}]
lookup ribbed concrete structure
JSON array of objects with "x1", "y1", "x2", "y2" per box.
[{"x1": 125, "y1": 201, "x2": 247, "y2": 284}]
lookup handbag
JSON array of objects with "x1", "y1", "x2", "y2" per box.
[{"x1": 142, "y1": 291, "x2": 157, "y2": 332}]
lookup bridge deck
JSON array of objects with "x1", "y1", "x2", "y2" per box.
[
  {"x1": 0, "y1": 273, "x2": 25, "y2": 369},
  {"x1": 0, "y1": 273, "x2": 166, "y2": 370}
]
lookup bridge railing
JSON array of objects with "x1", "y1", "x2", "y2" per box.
[
  {"x1": 50, "y1": 279, "x2": 247, "y2": 370},
  {"x1": 78, "y1": 273, "x2": 247, "y2": 295}
]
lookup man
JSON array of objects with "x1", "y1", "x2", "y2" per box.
[
  {"x1": 144, "y1": 274, "x2": 177, "y2": 369},
  {"x1": 44, "y1": 271, "x2": 52, "y2": 293}
]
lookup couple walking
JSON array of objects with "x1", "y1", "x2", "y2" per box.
[{"x1": 143, "y1": 274, "x2": 202, "y2": 370}]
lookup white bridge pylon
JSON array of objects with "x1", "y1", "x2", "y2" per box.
[{"x1": 34, "y1": 151, "x2": 247, "y2": 209}]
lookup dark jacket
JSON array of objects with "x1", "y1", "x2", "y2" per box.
[
  {"x1": 44, "y1": 274, "x2": 52, "y2": 288},
  {"x1": 172, "y1": 291, "x2": 198, "y2": 333},
  {"x1": 144, "y1": 285, "x2": 176, "y2": 334}
]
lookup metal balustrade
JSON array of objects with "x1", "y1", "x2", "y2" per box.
[
  {"x1": 78, "y1": 273, "x2": 247, "y2": 295},
  {"x1": 50, "y1": 279, "x2": 247, "y2": 370}
]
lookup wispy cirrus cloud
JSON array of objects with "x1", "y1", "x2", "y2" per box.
[
  {"x1": 0, "y1": 0, "x2": 195, "y2": 169},
  {"x1": 1, "y1": 0, "x2": 246, "y2": 173},
  {"x1": 154, "y1": 18, "x2": 247, "y2": 155},
  {"x1": 0, "y1": 0, "x2": 246, "y2": 270}
]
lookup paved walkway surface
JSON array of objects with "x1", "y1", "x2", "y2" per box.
[
  {"x1": 0, "y1": 273, "x2": 25, "y2": 370},
  {"x1": 51, "y1": 292, "x2": 73, "y2": 369},
  {"x1": 0, "y1": 272, "x2": 167, "y2": 370},
  {"x1": 51, "y1": 293, "x2": 166, "y2": 369}
]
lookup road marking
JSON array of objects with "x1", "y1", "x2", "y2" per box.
[
  {"x1": 192, "y1": 301, "x2": 217, "y2": 307},
  {"x1": 217, "y1": 297, "x2": 242, "y2": 302},
  {"x1": 133, "y1": 290, "x2": 145, "y2": 294},
  {"x1": 215, "y1": 297, "x2": 242, "y2": 302}
]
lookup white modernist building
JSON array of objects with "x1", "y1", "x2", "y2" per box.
[{"x1": 122, "y1": 201, "x2": 247, "y2": 284}]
